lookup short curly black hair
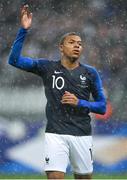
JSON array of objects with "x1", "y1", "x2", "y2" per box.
[{"x1": 59, "y1": 32, "x2": 81, "y2": 45}]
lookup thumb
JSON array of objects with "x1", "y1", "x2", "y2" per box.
[
  {"x1": 65, "y1": 91, "x2": 70, "y2": 94},
  {"x1": 29, "y1": 12, "x2": 33, "y2": 18}
]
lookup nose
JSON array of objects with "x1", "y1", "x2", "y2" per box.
[{"x1": 74, "y1": 42, "x2": 80, "y2": 48}]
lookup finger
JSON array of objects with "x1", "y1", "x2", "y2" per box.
[
  {"x1": 21, "y1": 4, "x2": 30, "y2": 16},
  {"x1": 61, "y1": 101, "x2": 71, "y2": 104},
  {"x1": 62, "y1": 94, "x2": 75, "y2": 100},
  {"x1": 61, "y1": 99, "x2": 70, "y2": 103},
  {"x1": 21, "y1": 8, "x2": 27, "y2": 18},
  {"x1": 61, "y1": 98, "x2": 74, "y2": 103},
  {"x1": 21, "y1": 4, "x2": 28, "y2": 12},
  {"x1": 61, "y1": 98, "x2": 74, "y2": 102},
  {"x1": 27, "y1": 13, "x2": 33, "y2": 19},
  {"x1": 61, "y1": 100, "x2": 73, "y2": 104},
  {"x1": 23, "y1": 4, "x2": 29, "y2": 11},
  {"x1": 63, "y1": 92, "x2": 73, "y2": 96},
  {"x1": 28, "y1": 12, "x2": 33, "y2": 19},
  {"x1": 62, "y1": 96, "x2": 74, "y2": 100},
  {"x1": 62, "y1": 94, "x2": 71, "y2": 98},
  {"x1": 64, "y1": 91, "x2": 71, "y2": 95},
  {"x1": 64, "y1": 92, "x2": 75, "y2": 98}
]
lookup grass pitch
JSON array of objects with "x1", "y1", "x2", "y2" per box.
[{"x1": 0, "y1": 173, "x2": 127, "y2": 179}]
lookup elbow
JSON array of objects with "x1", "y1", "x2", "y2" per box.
[
  {"x1": 100, "y1": 109, "x2": 106, "y2": 115},
  {"x1": 99, "y1": 102, "x2": 107, "y2": 115},
  {"x1": 8, "y1": 54, "x2": 16, "y2": 66},
  {"x1": 8, "y1": 53, "x2": 12, "y2": 64},
  {"x1": 8, "y1": 59, "x2": 15, "y2": 67},
  {"x1": 8, "y1": 58, "x2": 12, "y2": 65}
]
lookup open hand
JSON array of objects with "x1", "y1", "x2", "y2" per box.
[
  {"x1": 61, "y1": 91, "x2": 79, "y2": 106},
  {"x1": 21, "y1": 4, "x2": 32, "y2": 29}
]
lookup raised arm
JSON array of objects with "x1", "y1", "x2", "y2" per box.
[{"x1": 8, "y1": 5, "x2": 49, "y2": 73}]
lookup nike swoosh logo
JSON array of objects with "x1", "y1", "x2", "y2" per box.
[{"x1": 54, "y1": 71, "x2": 63, "y2": 74}]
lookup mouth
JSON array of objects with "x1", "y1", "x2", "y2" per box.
[{"x1": 73, "y1": 50, "x2": 80, "y2": 55}]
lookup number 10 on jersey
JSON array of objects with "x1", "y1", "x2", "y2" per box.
[{"x1": 52, "y1": 75, "x2": 65, "y2": 90}]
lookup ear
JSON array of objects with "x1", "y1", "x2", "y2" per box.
[{"x1": 59, "y1": 44, "x2": 63, "y2": 53}]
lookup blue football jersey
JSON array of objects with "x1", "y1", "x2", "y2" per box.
[{"x1": 8, "y1": 28, "x2": 106, "y2": 136}]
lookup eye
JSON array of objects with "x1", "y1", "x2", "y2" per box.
[
  {"x1": 69, "y1": 41, "x2": 74, "y2": 44},
  {"x1": 78, "y1": 42, "x2": 82, "y2": 46}
]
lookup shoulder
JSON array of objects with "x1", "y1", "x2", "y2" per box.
[
  {"x1": 81, "y1": 63, "x2": 98, "y2": 75},
  {"x1": 37, "y1": 58, "x2": 50, "y2": 64},
  {"x1": 37, "y1": 59, "x2": 60, "y2": 71},
  {"x1": 81, "y1": 64, "x2": 101, "y2": 82},
  {"x1": 37, "y1": 58, "x2": 58, "y2": 66}
]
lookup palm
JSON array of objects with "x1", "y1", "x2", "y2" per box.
[
  {"x1": 21, "y1": 5, "x2": 32, "y2": 29},
  {"x1": 21, "y1": 13, "x2": 32, "y2": 29}
]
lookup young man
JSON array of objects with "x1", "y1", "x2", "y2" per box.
[{"x1": 8, "y1": 5, "x2": 106, "y2": 179}]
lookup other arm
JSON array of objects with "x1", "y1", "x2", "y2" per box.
[
  {"x1": 61, "y1": 69, "x2": 106, "y2": 115},
  {"x1": 78, "y1": 68, "x2": 106, "y2": 114}
]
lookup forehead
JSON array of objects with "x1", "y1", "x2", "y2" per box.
[{"x1": 64, "y1": 35, "x2": 82, "y2": 42}]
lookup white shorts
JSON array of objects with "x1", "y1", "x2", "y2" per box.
[{"x1": 43, "y1": 133, "x2": 93, "y2": 175}]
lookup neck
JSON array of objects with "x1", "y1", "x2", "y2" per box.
[{"x1": 61, "y1": 56, "x2": 79, "y2": 70}]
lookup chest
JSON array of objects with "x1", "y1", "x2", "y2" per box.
[{"x1": 43, "y1": 65, "x2": 92, "y2": 93}]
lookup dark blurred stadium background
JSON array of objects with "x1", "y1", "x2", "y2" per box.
[{"x1": 0, "y1": 0, "x2": 127, "y2": 178}]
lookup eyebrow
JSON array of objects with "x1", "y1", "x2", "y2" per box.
[{"x1": 68, "y1": 39, "x2": 82, "y2": 43}]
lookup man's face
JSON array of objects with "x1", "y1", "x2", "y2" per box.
[{"x1": 60, "y1": 35, "x2": 83, "y2": 61}]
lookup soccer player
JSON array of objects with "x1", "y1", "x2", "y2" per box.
[{"x1": 8, "y1": 5, "x2": 106, "y2": 179}]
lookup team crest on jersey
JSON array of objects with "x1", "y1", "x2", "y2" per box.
[
  {"x1": 80, "y1": 74, "x2": 86, "y2": 81},
  {"x1": 79, "y1": 74, "x2": 88, "y2": 88}
]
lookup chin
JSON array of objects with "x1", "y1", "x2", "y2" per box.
[{"x1": 70, "y1": 56, "x2": 79, "y2": 63}]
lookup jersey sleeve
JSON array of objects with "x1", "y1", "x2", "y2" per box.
[
  {"x1": 8, "y1": 27, "x2": 50, "y2": 76},
  {"x1": 78, "y1": 67, "x2": 106, "y2": 114}
]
